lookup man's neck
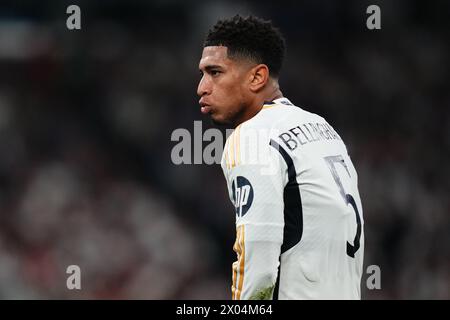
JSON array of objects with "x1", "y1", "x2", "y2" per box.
[
  {"x1": 265, "y1": 88, "x2": 284, "y2": 104},
  {"x1": 234, "y1": 86, "x2": 283, "y2": 127}
]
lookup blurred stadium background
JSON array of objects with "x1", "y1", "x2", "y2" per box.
[{"x1": 0, "y1": 0, "x2": 449, "y2": 299}]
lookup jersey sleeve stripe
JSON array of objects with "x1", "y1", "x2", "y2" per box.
[
  {"x1": 231, "y1": 232, "x2": 239, "y2": 299},
  {"x1": 235, "y1": 125, "x2": 241, "y2": 166},
  {"x1": 232, "y1": 225, "x2": 241, "y2": 299},
  {"x1": 237, "y1": 225, "x2": 245, "y2": 299},
  {"x1": 230, "y1": 130, "x2": 236, "y2": 168},
  {"x1": 228, "y1": 125, "x2": 242, "y2": 168},
  {"x1": 232, "y1": 225, "x2": 245, "y2": 300},
  {"x1": 225, "y1": 139, "x2": 231, "y2": 169}
]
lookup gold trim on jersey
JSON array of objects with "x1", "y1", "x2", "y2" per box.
[
  {"x1": 224, "y1": 105, "x2": 279, "y2": 168},
  {"x1": 262, "y1": 101, "x2": 282, "y2": 109},
  {"x1": 225, "y1": 125, "x2": 242, "y2": 169},
  {"x1": 231, "y1": 231, "x2": 239, "y2": 299},
  {"x1": 232, "y1": 225, "x2": 245, "y2": 300},
  {"x1": 235, "y1": 125, "x2": 241, "y2": 167},
  {"x1": 237, "y1": 224, "x2": 245, "y2": 300},
  {"x1": 225, "y1": 137, "x2": 232, "y2": 170},
  {"x1": 230, "y1": 127, "x2": 236, "y2": 168}
]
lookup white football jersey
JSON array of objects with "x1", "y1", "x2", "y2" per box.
[{"x1": 221, "y1": 97, "x2": 364, "y2": 300}]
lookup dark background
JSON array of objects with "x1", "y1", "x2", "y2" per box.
[{"x1": 0, "y1": 0, "x2": 448, "y2": 299}]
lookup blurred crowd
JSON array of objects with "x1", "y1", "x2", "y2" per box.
[{"x1": 0, "y1": 0, "x2": 448, "y2": 299}]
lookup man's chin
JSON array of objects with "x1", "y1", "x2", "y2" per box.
[{"x1": 210, "y1": 114, "x2": 230, "y2": 127}]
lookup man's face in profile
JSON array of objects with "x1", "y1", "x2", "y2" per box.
[{"x1": 197, "y1": 46, "x2": 251, "y2": 126}]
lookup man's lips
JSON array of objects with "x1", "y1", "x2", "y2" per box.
[
  {"x1": 199, "y1": 101, "x2": 212, "y2": 114},
  {"x1": 201, "y1": 106, "x2": 211, "y2": 114}
]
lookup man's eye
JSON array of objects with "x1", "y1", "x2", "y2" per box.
[{"x1": 211, "y1": 70, "x2": 221, "y2": 76}]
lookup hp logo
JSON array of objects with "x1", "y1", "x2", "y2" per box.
[{"x1": 231, "y1": 176, "x2": 254, "y2": 218}]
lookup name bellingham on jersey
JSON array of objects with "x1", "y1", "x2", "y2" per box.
[{"x1": 221, "y1": 97, "x2": 364, "y2": 300}]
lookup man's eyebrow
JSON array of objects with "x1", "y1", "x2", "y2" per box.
[{"x1": 199, "y1": 65, "x2": 223, "y2": 72}]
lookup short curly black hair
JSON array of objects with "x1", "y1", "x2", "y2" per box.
[{"x1": 204, "y1": 15, "x2": 286, "y2": 78}]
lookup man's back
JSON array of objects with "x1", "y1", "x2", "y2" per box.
[{"x1": 221, "y1": 97, "x2": 364, "y2": 299}]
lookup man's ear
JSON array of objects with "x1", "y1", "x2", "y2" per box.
[{"x1": 248, "y1": 64, "x2": 269, "y2": 92}]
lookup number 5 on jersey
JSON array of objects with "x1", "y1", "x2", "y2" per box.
[{"x1": 324, "y1": 155, "x2": 362, "y2": 258}]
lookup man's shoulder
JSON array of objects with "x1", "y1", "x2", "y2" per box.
[
  {"x1": 222, "y1": 97, "x2": 340, "y2": 169},
  {"x1": 242, "y1": 97, "x2": 325, "y2": 135}
]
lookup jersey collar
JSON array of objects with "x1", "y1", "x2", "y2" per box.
[
  {"x1": 263, "y1": 97, "x2": 293, "y2": 106},
  {"x1": 273, "y1": 97, "x2": 293, "y2": 106}
]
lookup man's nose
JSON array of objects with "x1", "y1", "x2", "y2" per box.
[{"x1": 197, "y1": 76, "x2": 211, "y2": 97}]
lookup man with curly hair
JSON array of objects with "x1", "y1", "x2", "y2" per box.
[{"x1": 197, "y1": 15, "x2": 364, "y2": 300}]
